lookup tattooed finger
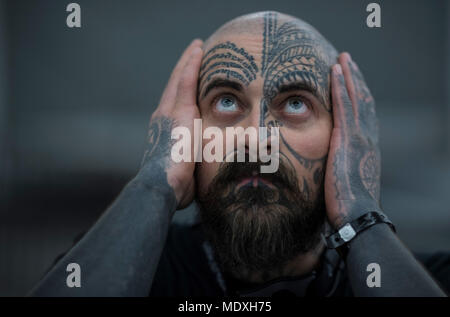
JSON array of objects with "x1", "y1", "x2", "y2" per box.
[
  {"x1": 331, "y1": 64, "x2": 356, "y2": 133},
  {"x1": 348, "y1": 58, "x2": 379, "y2": 143},
  {"x1": 339, "y1": 53, "x2": 359, "y2": 124}
]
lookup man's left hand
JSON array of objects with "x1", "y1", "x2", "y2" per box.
[{"x1": 325, "y1": 52, "x2": 382, "y2": 229}]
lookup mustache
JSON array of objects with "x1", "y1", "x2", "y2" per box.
[{"x1": 212, "y1": 155, "x2": 299, "y2": 193}]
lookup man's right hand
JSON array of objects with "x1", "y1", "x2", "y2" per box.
[
  {"x1": 140, "y1": 39, "x2": 203, "y2": 209},
  {"x1": 30, "y1": 42, "x2": 204, "y2": 294}
]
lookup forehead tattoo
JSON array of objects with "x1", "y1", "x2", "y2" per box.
[
  {"x1": 261, "y1": 12, "x2": 331, "y2": 110},
  {"x1": 200, "y1": 42, "x2": 259, "y2": 97},
  {"x1": 200, "y1": 13, "x2": 332, "y2": 111}
]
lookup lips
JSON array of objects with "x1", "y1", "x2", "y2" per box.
[
  {"x1": 219, "y1": 161, "x2": 291, "y2": 193},
  {"x1": 236, "y1": 173, "x2": 275, "y2": 190}
]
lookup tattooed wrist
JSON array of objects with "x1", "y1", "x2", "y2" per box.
[
  {"x1": 134, "y1": 168, "x2": 175, "y2": 195},
  {"x1": 330, "y1": 199, "x2": 383, "y2": 229},
  {"x1": 137, "y1": 116, "x2": 178, "y2": 200},
  {"x1": 140, "y1": 116, "x2": 175, "y2": 169}
]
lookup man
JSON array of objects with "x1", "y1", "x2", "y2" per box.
[{"x1": 31, "y1": 11, "x2": 448, "y2": 297}]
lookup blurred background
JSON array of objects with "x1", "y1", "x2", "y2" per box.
[{"x1": 0, "y1": 0, "x2": 449, "y2": 296}]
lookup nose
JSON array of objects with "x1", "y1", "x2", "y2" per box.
[{"x1": 239, "y1": 99, "x2": 274, "y2": 160}]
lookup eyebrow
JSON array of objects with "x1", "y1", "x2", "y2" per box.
[
  {"x1": 201, "y1": 78, "x2": 244, "y2": 99},
  {"x1": 277, "y1": 81, "x2": 321, "y2": 101}
]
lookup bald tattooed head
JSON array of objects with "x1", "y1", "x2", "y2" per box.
[{"x1": 195, "y1": 11, "x2": 338, "y2": 283}]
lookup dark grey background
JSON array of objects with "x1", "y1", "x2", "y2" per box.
[{"x1": 0, "y1": 0, "x2": 449, "y2": 296}]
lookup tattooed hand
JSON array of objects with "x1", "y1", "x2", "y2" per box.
[
  {"x1": 140, "y1": 39, "x2": 203, "y2": 209},
  {"x1": 325, "y1": 53, "x2": 382, "y2": 229}
]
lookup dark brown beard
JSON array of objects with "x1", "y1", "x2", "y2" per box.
[{"x1": 196, "y1": 159, "x2": 326, "y2": 281}]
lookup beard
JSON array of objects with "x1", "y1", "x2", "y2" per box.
[{"x1": 196, "y1": 158, "x2": 326, "y2": 281}]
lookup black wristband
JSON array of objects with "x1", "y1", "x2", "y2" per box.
[{"x1": 325, "y1": 211, "x2": 396, "y2": 259}]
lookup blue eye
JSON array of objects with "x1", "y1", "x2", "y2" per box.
[
  {"x1": 284, "y1": 97, "x2": 307, "y2": 114},
  {"x1": 215, "y1": 95, "x2": 238, "y2": 112}
]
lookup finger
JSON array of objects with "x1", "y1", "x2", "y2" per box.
[
  {"x1": 340, "y1": 53, "x2": 378, "y2": 140},
  {"x1": 339, "y1": 53, "x2": 358, "y2": 118},
  {"x1": 350, "y1": 59, "x2": 376, "y2": 116},
  {"x1": 171, "y1": 39, "x2": 203, "y2": 85},
  {"x1": 176, "y1": 47, "x2": 203, "y2": 106},
  {"x1": 159, "y1": 39, "x2": 203, "y2": 108},
  {"x1": 340, "y1": 53, "x2": 376, "y2": 112},
  {"x1": 348, "y1": 57, "x2": 374, "y2": 107},
  {"x1": 331, "y1": 64, "x2": 356, "y2": 132}
]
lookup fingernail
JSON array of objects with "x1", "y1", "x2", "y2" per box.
[
  {"x1": 334, "y1": 64, "x2": 342, "y2": 75},
  {"x1": 191, "y1": 47, "x2": 203, "y2": 57},
  {"x1": 192, "y1": 38, "x2": 203, "y2": 46}
]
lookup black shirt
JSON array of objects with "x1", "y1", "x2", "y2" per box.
[
  {"x1": 54, "y1": 210, "x2": 450, "y2": 296},
  {"x1": 149, "y1": 211, "x2": 450, "y2": 296}
]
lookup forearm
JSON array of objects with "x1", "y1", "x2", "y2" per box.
[
  {"x1": 346, "y1": 222, "x2": 446, "y2": 296},
  {"x1": 30, "y1": 171, "x2": 177, "y2": 297}
]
